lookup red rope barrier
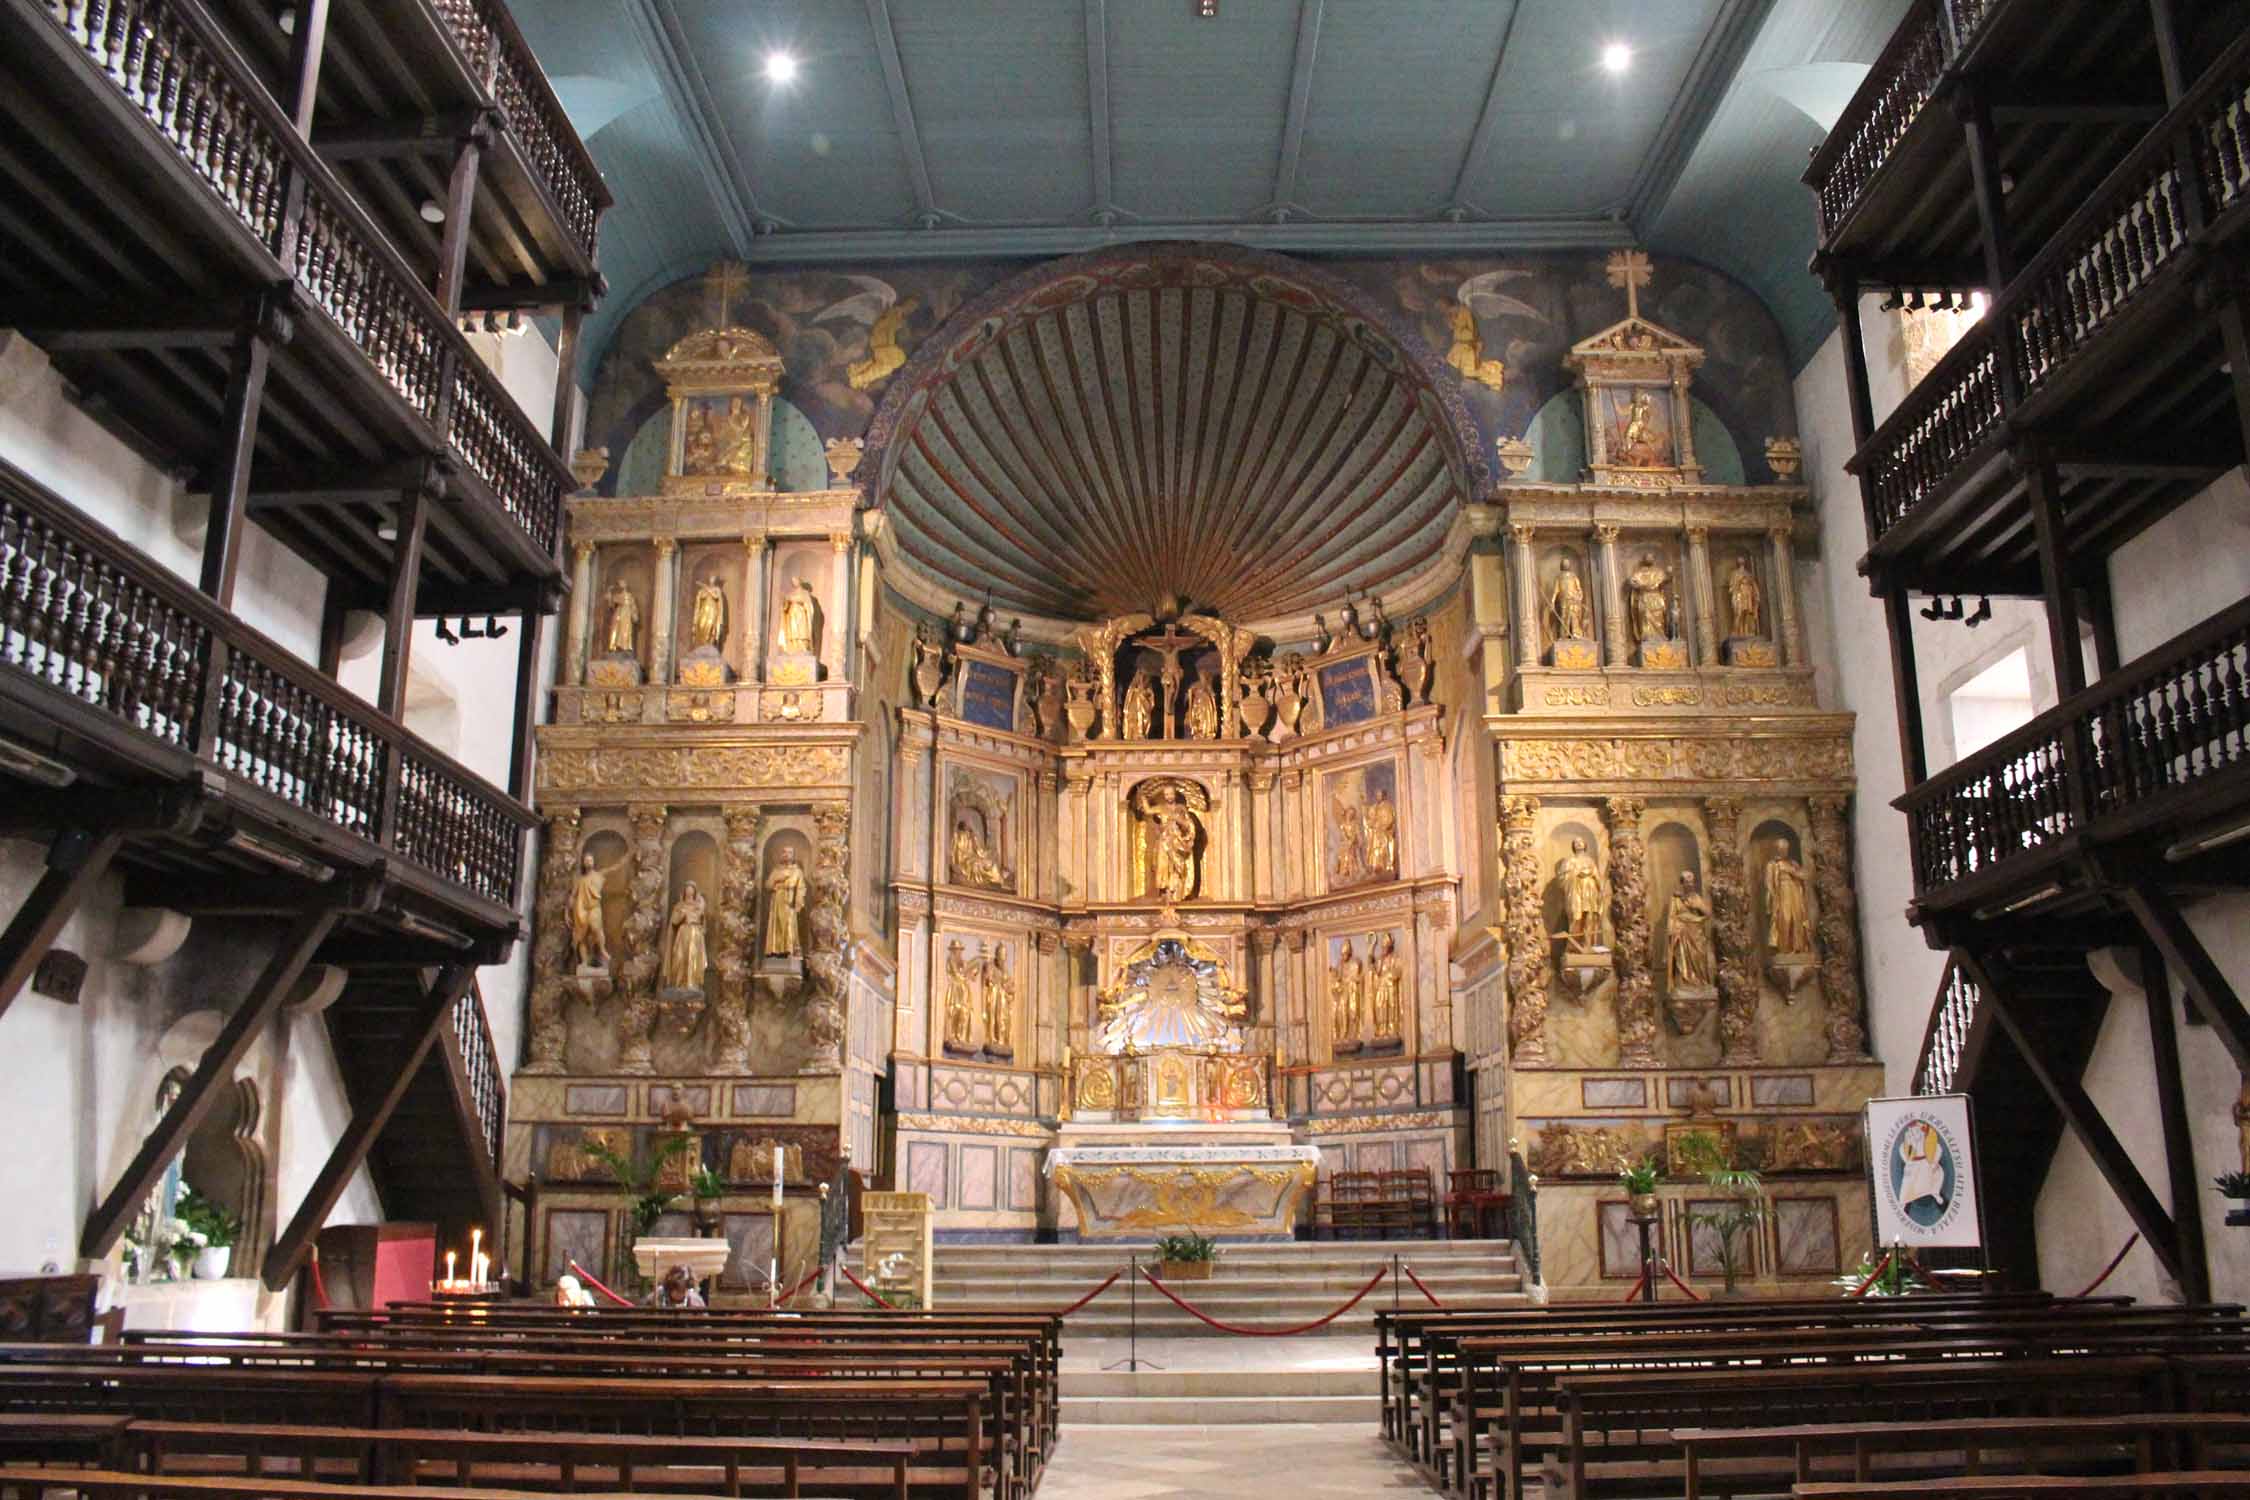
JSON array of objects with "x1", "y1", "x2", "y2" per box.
[
  {"x1": 2074, "y1": 1233, "x2": 2141, "y2": 1298},
  {"x1": 566, "y1": 1258, "x2": 636, "y2": 1307},
  {"x1": 308, "y1": 1247, "x2": 331, "y2": 1311},
  {"x1": 1135, "y1": 1262, "x2": 1388, "y2": 1337},
  {"x1": 1848, "y1": 1248, "x2": 1896, "y2": 1299},
  {"x1": 1402, "y1": 1264, "x2": 1446, "y2": 1309},
  {"x1": 1053, "y1": 1268, "x2": 1125, "y2": 1317},
  {"x1": 1621, "y1": 1266, "x2": 1646, "y2": 1302},
  {"x1": 774, "y1": 1263, "x2": 822, "y2": 1305},
  {"x1": 838, "y1": 1263, "x2": 898, "y2": 1310},
  {"x1": 1659, "y1": 1262, "x2": 1705, "y2": 1301}
]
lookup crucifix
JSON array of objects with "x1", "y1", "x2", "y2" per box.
[
  {"x1": 1137, "y1": 627, "x2": 1206, "y2": 740},
  {"x1": 1606, "y1": 249, "x2": 1653, "y2": 322},
  {"x1": 704, "y1": 260, "x2": 750, "y2": 327}
]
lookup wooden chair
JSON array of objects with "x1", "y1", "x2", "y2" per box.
[
  {"x1": 1445, "y1": 1169, "x2": 1510, "y2": 1240},
  {"x1": 1382, "y1": 1168, "x2": 1438, "y2": 1239},
  {"x1": 1316, "y1": 1171, "x2": 1381, "y2": 1240}
]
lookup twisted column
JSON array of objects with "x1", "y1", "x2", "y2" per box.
[
  {"x1": 617, "y1": 803, "x2": 668, "y2": 1074},
  {"x1": 1808, "y1": 795, "x2": 1872, "y2": 1062},
  {"x1": 523, "y1": 806, "x2": 580, "y2": 1074},
  {"x1": 799, "y1": 802, "x2": 852, "y2": 1074},
  {"x1": 1502, "y1": 795, "x2": 1553, "y2": 1066},
  {"x1": 712, "y1": 805, "x2": 763, "y2": 1074},
  {"x1": 1603, "y1": 796, "x2": 1659, "y2": 1067},
  {"x1": 1704, "y1": 796, "x2": 1761, "y2": 1065}
]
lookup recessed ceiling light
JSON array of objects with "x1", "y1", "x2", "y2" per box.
[
  {"x1": 764, "y1": 50, "x2": 799, "y2": 85},
  {"x1": 1600, "y1": 41, "x2": 1631, "y2": 75},
  {"x1": 418, "y1": 198, "x2": 446, "y2": 224}
]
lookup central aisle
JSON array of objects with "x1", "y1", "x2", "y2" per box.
[{"x1": 1038, "y1": 1424, "x2": 1438, "y2": 1497}]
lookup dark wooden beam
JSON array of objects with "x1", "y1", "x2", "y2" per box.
[
  {"x1": 549, "y1": 300, "x2": 584, "y2": 452},
  {"x1": 2138, "y1": 943, "x2": 2211, "y2": 1302},
  {"x1": 119, "y1": 872, "x2": 349, "y2": 917},
  {"x1": 261, "y1": 962, "x2": 474, "y2": 1289},
  {"x1": 248, "y1": 459, "x2": 447, "y2": 510},
  {"x1": 198, "y1": 314, "x2": 281, "y2": 609},
  {"x1": 1884, "y1": 585, "x2": 1930, "y2": 786},
  {"x1": 283, "y1": 0, "x2": 332, "y2": 135},
  {"x1": 0, "y1": 828, "x2": 125, "y2": 1024},
  {"x1": 508, "y1": 608, "x2": 545, "y2": 802},
  {"x1": 1955, "y1": 81, "x2": 2019, "y2": 302},
  {"x1": 1970, "y1": 951, "x2": 2187, "y2": 1289},
  {"x1": 0, "y1": 781, "x2": 214, "y2": 841},
  {"x1": 376, "y1": 486, "x2": 431, "y2": 719},
  {"x1": 2022, "y1": 450, "x2": 2089, "y2": 700},
  {"x1": 81, "y1": 904, "x2": 344, "y2": 1258},
  {"x1": 2149, "y1": 0, "x2": 2189, "y2": 106},
  {"x1": 311, "y1": 109, "x2": 485, "y2": 162},
  {"x1": 1984, "y1": 79, "x2": 2164, "y2": 126},
  {"x1": 457, "y1": 277, "x2": 602, "y2": 317},
  {"x1": 433, "y1": 125, "x2": 489, "y2": 320},
  {"x1": 319, "y1": 587, "x2": 350, "y2": 680},
  {"x1": 2124, "y1": 883, "x2": 2250, "y2": 1074},
  {"x1": 0, "y1": 305, "x2": 249, "y2": 353}
]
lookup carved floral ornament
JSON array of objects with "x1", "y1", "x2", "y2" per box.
[
  {"x1": 537, "y1": 743, "x2": 850, "y2": 795},
  {"x1": 1498, "y1": 734, "x2": 1853, "y2": 787}
]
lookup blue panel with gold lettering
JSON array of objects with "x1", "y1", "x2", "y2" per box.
[
  {"x1": 1317, "y1": 659, "x2": 1377, "y2": 727},
  {"x1": 958, "y1": 660, "x2": 1018, "y2": 732}
]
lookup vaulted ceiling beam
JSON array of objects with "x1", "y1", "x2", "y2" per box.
[
  {"x1": 622, "y1": 0, "x2": 762, "y2": 254},
  {"x1": 1270, "y1": 0, "x2": 1325, "y2": 221},
  {"x1": 1083, "y1": 0, "x2": 1113, "y2": 221},
  {"x1": 866, "y1": 0, "x2": 938, "y2": 226},
  {"x1": 1624, "y1": 0, "x2": 1776, "y2": 231},
  {"x1": 1447, "y1": 0, "x2": 1522, "y2": 215}
]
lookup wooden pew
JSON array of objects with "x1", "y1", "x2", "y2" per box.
[
  {"x1": 1794, "y1": 1476, "x2": 2250, "y2": 1500},
  {"x1": 0, "y1": 1471, "x2": 705, "y2": 1500}
]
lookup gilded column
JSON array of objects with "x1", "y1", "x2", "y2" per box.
[
  {"x1": 522, "y1": 805, "x2": 581, "y2": 1074},
  {"x1": 800, "y1": 802, "x2": 852, "y2": 1073},
  {"x1": 1281, "y1": 769, "x2": 1308, "y2": 903},
  {"x1": 712, "y1": 805, "x2": 763, "y2": 1074},
  {"x1": 828, "y1": 533, "x2": 853, "y2": 679},
  {"x1": 896, "y1": 737, "x2": 930, "y2": 881},
  {"x1": 1672, "y1": 368, "x2": 1699, "y2": 473},
  {"x1": 1704, "y1": 796, "x2": 1761, "y2": 1065},
  {"x1": 1808, "y1": 795, "x2": 1872, "y2": 1061},
  {"x1": 1501, "y1": 794, "x2": 1552, "y2": 1066},
  {"x1": 649, "y1": 538, "x2": 678, "y2": 685},
  {"x1": 617, "y1": 803, "x2": 669, "y2": 1074},
  {"x1": 742, "y1": 535, "x2": 768, "y2": 682},
  {"x1": 1685, "y1": 526, "x2": 1719, "y2": 665},
  {"x1": 1594, "y1": 524, "x2": 1628, "y2": 668},
  {"x1": 1770, "y1": 525, "x2": 1806, "y2": 667},
  {"x1": 1038, "y1": 771, "x2": 1061, "y2": 904},
  {"x1": 1602, "y1": 796, "x2": 1659, "y2": 1067},
  {"x1": 1061, "y1": 769, "x2": 1090, "y2": 909},
  {"x1": 1248, "y1": 769, "x2": 1276, "y2": 905},
  {"x1": 1509, "y1": 522, "x2": 1543, "y2": 672},
  {"x1": 1284, "y1": 929, "x2": 1311, "y2": 1067},
  {"x1": 565, "y1": 542, "x2": 595, "y2": 683}
]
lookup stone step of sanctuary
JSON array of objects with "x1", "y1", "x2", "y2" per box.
[
  {"x1": 1060, "y1": 1366, "x2": 1380, "y2": 1425},
  {"x1": 891, "y1": 1238, "x2": 1526, "y2": 1338}
]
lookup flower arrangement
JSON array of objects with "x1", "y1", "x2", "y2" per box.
[{"x1": 1154, "y1": 1232, "x2": 1220, "y2": 1280}]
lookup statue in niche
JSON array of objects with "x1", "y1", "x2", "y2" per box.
[
  {"x1": 1185, "y1": 674, "x2": 1220, "y2": 740},
  {"x1": 661, "y1": 881, "x2": 709, "y2": 992},
  {"x1": 763, "y1": 846, "x2": 807, "y2": 958},
  {"x1": 982, "y1": 947, "x2": 1015, "y2": 1059},
  {"x1": 1547, "y1": 555, "x2": 1591, "y2": 641},
  {"x1": 1628, "y1": 554, "x2": 1675, "y2": 644},
  {"x1": 603, "y1": 580, "x2": 641, "y2": 656},
  {"x1": 1330, "y1": 793, "x2": 1365, "y2": 885},
  {"x1": 1133, "y1": 779, "x2": 1208, "y2": 904},
  {"x1": 683, "y1": 406, "x2": 718, "y2": 474},
  {"x1": 569, "y1": 851, "x2": 626, "y2": 970},
  {"x1": 1330, "y1": 939, "x2": 1365, "y2": 1054},
  {"x1": 1665, "y1": 871, "x2": 1714, "y2": 989},
  {"x1": 1366, "y1": 932, "x2": 1404, "y2": 1044},
  {"x1": 690, "y1": 575, "x2": 727, "y2": 650},
  {"x1": 689, "y1": 395, "x2": 760, "y2": 477},
  {"x1": 1363, "y1": 787, "x2": 1398, "y2": 878},
  {"x1": 1726, "y1": 558, "x2": 1762, "y2": 639},
  {"x1": 942, "y1": 939, "x2": 977, "y2": 1053},
  {"x1": 778, "y1": 578, "x2": 819, "y2": 656},
  {"x1": 1121, "y1": 670, "x2": 1156, "y2": 740},
  {"x1": 1614, "y1": 388, "x2": 1665, "y2": 467},
  {"x1": 948, "y1": 818, "x2": 1011, "y2": 891},
  {"x1": 1555, "y1": 837, "x2": 1606, "y2": 952},
  {"x1": 1764, "y1": 842, "x2": 1814, "y2": 955}
]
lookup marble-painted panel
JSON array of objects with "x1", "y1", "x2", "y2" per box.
[
  {"x1": 907, "y1": 1140, "x2": 949, "y2": 1208},
  {"x1": 543, "y1": 1208, "x2": 610, "y2": 1285},
  {"x1": 720, "y1": 1211, "x2": 780, "y2": 1292},
  {"x1": 1664, "y1": 1076, "x2": 1732, "y2": 1110},
  {"x1": 1773, "y1": 1197, "x2": 1841, "y2": 1275},
  {"x1": 648, "y1": 1084, "x2": 712, "y2": 1119},
  {"x1": 1596, "y1": 1199, "x2": 1640, "y2": 1279},
  {"x1": 733, "y1": 1084, "x2": 797, "y2": 1117},
  {"x1": 1407, "y1": 1135, "x2": 1449, "y2": 1188},
  {"x1": 1008, "y1": 1148, "x2": 1040, "y2": 1212},
  {"x1": 565, "y1": 1085, "x2": 629, "y2": 1116},
  {"x1": 1582, "y1": 1077, "x2": 1648, "y2": 1110},
  {"x1": 1750, "y1": 1074, "x2": 1816, "y2": 1108},
  {"x1": 958, "y1": 1145, "x2": 999, "y2": 1210}
]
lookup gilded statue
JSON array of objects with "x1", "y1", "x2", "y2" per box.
[
  {"x1": 1121, "y1": 671, "x2": 1156, "y2": 740},
  {"x1": 1556, "y1": 837, "x2": 1606, "y2": 951},
  {"x1": 1665, "y1": 870, "x2": 1713, "y2": 988},
  {"x1": 1764, "y1": 844, "x2": 1814, "y2": 955},
  {"x1": 1726, "y1": 558, "x2": 1762, "y2": 639},
  {"x1": 1614, "y1": 388, "x2": 1662, "y2": 466},
  {"x1": 661, "y1": 882, "x2": 708, "y2": 991},
  {"x1": 942, "y1": 939, "x2": 977, "y2": 1051},
  {"x1": 1627, "y1": 554, "x2": 1673, "y2": 643},
  {"x1": 1366, "y1": 932, "x2": 1404, "y2": 1043},
  {"x1": 1363, "y1": 787, "x2": 1398, "y2": 878},
  {"x1": 1133, "y1": 779, "x2": 1207, "y2": 904},
  {"x1": 1547, "y1": 554, "x2": 1590, "y2": 641},
  {"x1": 683, "y1": 405, "x2": 718, "y2": 474},
  {"x1": 603, "y1": 580, "x2": 641, "y2": 656},
  {"x1": 1330, "y1": 794, "x2": 1365, "y2": 884},
  {"x1": 1330, "y1": 939, "x2": 1364, "y2": 1053},
  {"x1": 569, "y1": 850, "x2": 626, "y2": 970},
  {"x1": 846, "y1": 299, "x2": 913, "y2": 390},
  {"x1": 778, "y1": 578, "x2": 819, "y2": 656},
  {"x1": 982, "y1": 946, "x2": 1015, "y2": 1058},
  {"x1": 949, "y1": 820, "x2": 1010, "y2": 890},
  {"x1": 690, "y1": 395, "x2": 760, "y2": 477},
  {"x1": 1185, "y1": 676, "x2": 1220, "y2": 740},
  {"x1": 1444, "y1": 302, "x2": 1507, "y2": 391},
  {"x1": 689, "y1": 575, "x2": 727, "y2": 650},
  {"x1": 763, "y1": 846, "x2": 807, "y2": 958}
]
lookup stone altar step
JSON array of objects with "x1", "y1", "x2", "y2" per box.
[{"x1": 1057, "y1": 1339, "x2": 1380, "y2": 1425}]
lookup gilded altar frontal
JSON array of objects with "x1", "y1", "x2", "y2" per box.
[{"x1": 512, "y1": 244, "x2": 1875, "y2": 1296}]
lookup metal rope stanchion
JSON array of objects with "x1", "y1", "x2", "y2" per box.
[{"x1": 1103, "y1": 1251, "x2": 1163, "y2": 1371}]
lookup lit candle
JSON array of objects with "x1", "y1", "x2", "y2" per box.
[
  {"x1": 772, "y1": 1145, "x2": 783, "y2": 1209},
  {"x1": 445, "y1": 1250, "x2": 456, "y2": 1286},
  {"x1": 471, "y1": 1227, "x2": 482, "y2": 1265}
]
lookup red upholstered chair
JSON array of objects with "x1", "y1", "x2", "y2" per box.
[{"x1": 1444, "y1": 1168, "x2": 1509, "y2": 1239}]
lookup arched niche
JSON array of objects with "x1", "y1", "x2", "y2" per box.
[
  {"x1": 1535, "y1": 544, "x2": 1595, "y2": 655},
  {"x1": 1648, "y1": 819, "x2": 1706, "y2": 1000},
  {"x1": 676, "y1": 544, "x2": 744, "y2": 673},
  {"x1": 582, "y1": 827, "x2": 633, "y2": 967},
  {"x1": 770, "y1": 399, "x2": 827, "y2": 492},
  {"x1": 1524, "y1": 389, "x2": 1747, "y2": 486},
  {"x1": 667, "y1": 830, "x2": 721, "y2": 992},
  {"x1": 594, "y1": 549, "x2": 657, "y2": 670},
  {"x1": 1540, "y1": 816, "x2": 1604, "y2": 945},
  {"x1": 1748, "y1": 815, "x2": 1813, "y2": 954},
  {"x1": 124, "y1": 1042, "x2": 269, "y2": 1280},
  {"x1": 758, "y1": 828, "x2": 816, "y2": 962}
]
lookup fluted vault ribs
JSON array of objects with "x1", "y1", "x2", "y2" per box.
[{"x1": 876, "y1": 254, "x2": 1470, "y2": 624}]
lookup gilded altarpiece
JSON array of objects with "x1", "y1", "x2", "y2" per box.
[
  {"x1": 1480, "y1": 254, "x2": 1879, "y2": 1296},
  {"x1": 509, "y1": 301, "x2": 885, "y2": 1291}
]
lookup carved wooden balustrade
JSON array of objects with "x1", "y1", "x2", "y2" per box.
[
  {"x1": 39, "y1": 0, "x2": 573, "y2": 563},
  {"x1": 1899, "y1": 594, "x2": 2250, "y2": 903},
  {"x1": 1805, "y1": 0, "x2": 1956, "y2": 242},
  {"x1": 452, "y1": 981, "x2": 507, "y2": 1170},
  {"x1": 1914, "y1": 957, "x2": 1983, "y2": 1096},
  {"x1": 0, "y1": 460, "x2": 538, "y2": 920},
  {"x1": 1852, "y1": 27, "x2": 2250, "y2": 549}
]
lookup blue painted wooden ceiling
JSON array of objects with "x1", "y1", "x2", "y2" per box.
[{"x1": 512, "y1": 0, "x2": 1913, "y2": 381}]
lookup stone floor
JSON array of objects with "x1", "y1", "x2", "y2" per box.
[
  {"x1": 1038, "y1": 1423, "x2": 1437, "y2": 1497},
  {"x1": 1057, "y1": 1334, "x2": 1374, "y2": 1372}
]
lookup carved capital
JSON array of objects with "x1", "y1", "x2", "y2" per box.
[
  {"x1": 572, "y1": 540, "x2": 595, "y2": 565},
  {"x1": 744, "y1": 533, "x2": 767, "y2": 555},
  {"x1": 1592, "y1": 523, "x2": 1620, "y2": 545},
  {"x1": 1684, "y1": 524, "x2": 1709, "y2": 545},
  {"x1": 1509, "y1": 521, "x2": 1537, "y2": 546},
  {"x1": 653, "y1": 537, "x2": 677, "y2": 558},
  {"x1": 1769, "y1": 522, "x2": 1795, "y2": 545},
  {"x1": 829, "y1": 533, "x2": 853, "y2": 554}
]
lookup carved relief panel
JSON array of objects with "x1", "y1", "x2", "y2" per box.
[{"x1": 1322, "y1": 757, "x2": 1402, "y2": 893}]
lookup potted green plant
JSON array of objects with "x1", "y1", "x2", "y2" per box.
[
  {"x1": 689, "y1": 1166, "x2": 725, "y2": 1238},
  {"x1": 584, "y1": 1134, "x2": 696, "y2": 1283},
  {"x1": 1153, "y1": 1232, "x2": 1219, "y2": 1281},
  {"x1": 176, "y1": 1188, "x2": 241, "y2": 1280},
  {"x1": 1676, "y1": 1129, "x2": 1766, "y2": 1296},
  {"x1": 2213, "y1": 1171, "x2": 2250, "y2": 1201},
  {"x1": 1617, "y1": 1156, "x2": 1662, "y2": 1219}
]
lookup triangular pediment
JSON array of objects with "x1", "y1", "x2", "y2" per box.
[{"x1": 1568, "y1": 314, "x2": 1700, "y2": 359}]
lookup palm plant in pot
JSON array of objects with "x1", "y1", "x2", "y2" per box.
[
  {"x1": 585, "y1": 1133, "x2": 695, "y2": 1285},
  {"x1": 1153, "y1": 1232, "x2": 1219, "y2": 1281},
  {"x1": 1617, "y1": 1156, "x2": 1662, "y2": 1219},
  {"x1": 1676, "y1": 1129, "x2": 1766, "y2": 1296},
  {"x1": 689, "y1": 1166, "x2": 725, "y2": 1238}
]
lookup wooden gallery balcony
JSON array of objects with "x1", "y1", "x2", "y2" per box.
[
  {"x1": 0, "y1": 457, "x2": 538, "y2": 953},
  {"x1": 1835, "y1": 22, "x2": 2250, "y2": 597},
  {"x1": 0, "y1": 0, "x2": 604, "y2": 613}
]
